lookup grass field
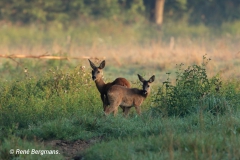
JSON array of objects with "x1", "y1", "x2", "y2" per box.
[{"x1": 0, "y1": 21, "x2": 240, "y2": 159}]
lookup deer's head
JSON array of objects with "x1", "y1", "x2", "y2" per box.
[
  {"x1": 138, "y1": 74, "x2": 155, "y2": 95},
  {"x1": 88, "y1": 59, "x2": 105, "y2": 81}
]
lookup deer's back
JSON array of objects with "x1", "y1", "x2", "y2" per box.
[
  {"x1": 112, "y1": 78, "x2": 131, "y2": 88},
  {"x1": 107, "y1": 85, "x2": 144, "y2": 107},
  {"x1": 103, "y1": 77, "x2": 131, "y2": 95}
]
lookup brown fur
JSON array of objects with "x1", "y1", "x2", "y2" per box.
[
  {"x1": 88, "y1": 59, "x2": 131, "y2": 112},
  {"x1": 105, "y1": 74, "x2": 155, "y2": 116}
]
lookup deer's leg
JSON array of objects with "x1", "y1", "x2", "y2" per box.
[
  {"x1": 104, "y1": 95, "x2": 111, "y2": 111},
  {"x1": 123, "y1": 107, "x2": 131, "y2": 117},
  {"x1": 101, "y1": 94, "x2": 107, "y2": 111},
  {"x1": 135, "y1": 105, "x2": 141, "y2": 115},
  {"x1": 120, "y1": 106, "x2": 125, "y2": 113},
  {"x1": 113, "y1": 108, "x2": 118, "y2": 116},
  {"x1": 104, "y1": 105, "x2": 115, "y2": 115},
  {"x1": 105, "y1": 100, "x2": 120, "y2": 116},
  {"x1": 105, "y1": 95, "x2": 110, "y2": 105}
]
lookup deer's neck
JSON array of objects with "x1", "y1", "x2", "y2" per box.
[{"x1": 95, "y1": 78, "x2": 106, "y2": 93}]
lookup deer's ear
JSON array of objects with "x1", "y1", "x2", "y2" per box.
[
  {"x1": 99, "y1": 60, "x2": 106, "y2": 69},
  {"x1": 148, "y1": 75, "x2": 155, "y2": 83},
  {"x1": 88, "y1": 59, "x2": 96, "y2": 69},
  {"x1": 138, "y1": 74, "x2": 145, "y2": 82}
]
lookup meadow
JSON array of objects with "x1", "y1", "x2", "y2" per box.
[{"x1": 0, "y1": 20, "x2": 240, "y2": 160}]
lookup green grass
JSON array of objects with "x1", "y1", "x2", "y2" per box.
[
  {"x1": 0, "y1": 66, "x2": 100, "y2": 129},
  {"x1": 83, "y1": 113, "x2": 240, "y2": 160},
  {"x1": 1, "y1": 56, "x2": 240, "y2": 159},
  {"x1": 0, "y1": 136, "x2": 64, "y2": 160},
  {"x1": 0, "y1": 20, "x2": 240, "y2": 159}
]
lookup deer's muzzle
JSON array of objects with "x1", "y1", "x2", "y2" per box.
[{"x1": 92, "y1": 76, "x2": 96, "y2": 81}]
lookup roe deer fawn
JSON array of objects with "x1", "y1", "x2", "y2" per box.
[
  {"x1": 105, "y1": 74, "x2": 155, "y2": 116},
  {"x1": 88, "y1": 59, "x2": 131, "y2": 112}
]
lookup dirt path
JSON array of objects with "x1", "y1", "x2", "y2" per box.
[{"x1": 45, "y1": 139, "x2": 99, "y2": 160}]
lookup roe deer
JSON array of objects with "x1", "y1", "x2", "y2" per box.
[
  {"x1": 88, "y1": 59, "x2": 131, "y2": 112},
  {"x1": 105, "y1": 74, "x2": 155, "y2": 116}
]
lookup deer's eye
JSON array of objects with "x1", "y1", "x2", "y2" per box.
[{"x1": 97, "y1": 71, "x2": 100, "y2": 73}]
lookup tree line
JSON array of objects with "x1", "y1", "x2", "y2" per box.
[{"x1": 0, "y1": 0, "x2": 239, "y2": 27}]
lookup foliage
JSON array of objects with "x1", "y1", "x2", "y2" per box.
[
  {"x1": 143, "y1": 0, "x2": 186, "y2": 22},
  {"x1": 0, "y1": 55, "x2": 240, "y2": 159},
  {"x1": 0, "y1": 65, "x2": 100, "y2": 132},
  {"x1": 0, "y1": 0, "x2": 239, "y2": 27},
  {"x1": 151, "y1": 55, "x2": 234, "y2": 117},
  {"x1": 187, "y1": 0, "x2": 240, "y2": 26},
  {"x1": 0, "y1": 0, "x2": 146, "y2": 24}
]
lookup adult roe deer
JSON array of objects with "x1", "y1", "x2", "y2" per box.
[
  {"x1": 88, "y1": 59, "x2": 131, "y2": 112},
  {"x1": 105, "y1": 74, "x2": 155, "y2": 116}
]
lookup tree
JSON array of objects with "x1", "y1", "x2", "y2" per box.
[
  {"x1": 155, "y1": 0, "x2": 165, "y2": 28},
  {"x1": 187, "y1": 0, "x2": 240, "y2": 26},
  {"x1": 143, "y1": 0, "x2": 185, "y2": 26}
]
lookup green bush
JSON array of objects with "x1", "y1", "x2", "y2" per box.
[
  {"x1": 0, "y1": 66, "x2": 101, "y2": 137},
  {"x1": 151, "y1": 55, "x2": 234, "y2": 117}
]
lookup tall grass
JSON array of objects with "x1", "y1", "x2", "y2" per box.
[
  {"x1": 0, "y1": 65, "x2": 100, "y2": 131},
  {"x1": 1, "y1": 20, "x2": 240, "y2": 82}
]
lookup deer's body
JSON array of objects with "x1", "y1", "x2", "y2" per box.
[
  {"x1": 95, "y1": 77, "x2": 130, "y2": 96},
  {"x1": 94, "y1": 76, "x2": 131, "y2": 110},
  {"x1": 88, "y1": 59, "x2": 131, "y2": 112},
  {"x1": 105, "y1": 74, "x2": 155, "y2": 116}
]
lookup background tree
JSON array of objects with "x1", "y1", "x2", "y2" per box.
[
  {"x1": 155, "y1": 0, "x2": 165, "y2": 28},
  {"x1": 187, "y1": 0, "x2": 240, "y2": 26},
  {"x1": 143, "y1": 0, "x2": 185, "y2": 25},
  {"x1": 0, "y1": 0, "x2": 239, "y2": 27}
]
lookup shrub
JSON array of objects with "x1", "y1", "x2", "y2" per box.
[
  {"x1": 0, "y1": 66, "x2": 100, "y2": 134},
  {"x1": 151, "y1": 55, "x2": 233, "y2": 117}
]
